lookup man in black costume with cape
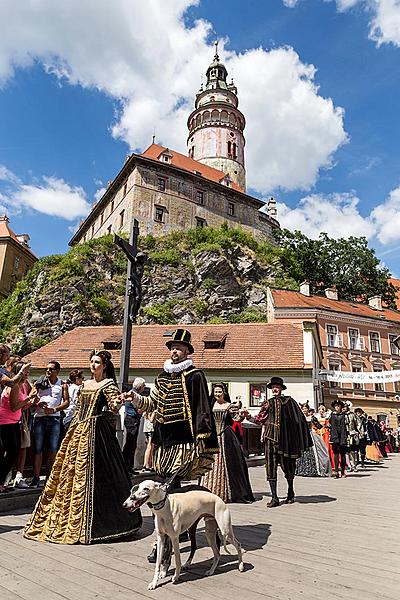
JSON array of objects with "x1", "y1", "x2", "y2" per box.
[{"x1": 252, "y1": 377, "x2": 312, "y2": 507}]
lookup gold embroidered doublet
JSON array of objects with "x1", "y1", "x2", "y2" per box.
[{"x1": 153, "y1": 372, "x2": 190, "y2": 426}]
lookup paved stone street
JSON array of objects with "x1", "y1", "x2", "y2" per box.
[{"x1": 0, "y1": 455, "x2": 399, "y2": 600}]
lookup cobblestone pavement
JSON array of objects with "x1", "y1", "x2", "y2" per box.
[{"x1": 0, "y1": 455, "x2": 399, "y2": 600}]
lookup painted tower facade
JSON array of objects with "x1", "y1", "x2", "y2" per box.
[{"x1": 187, "y1": 45, "x2": 246, "y2": 191}]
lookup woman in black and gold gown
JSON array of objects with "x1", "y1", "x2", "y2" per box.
[
  {"x1": 24, "y1": 351, "x2": 141, "y2": 544},
  {"x1": 201, "y1": 383, "x2": 254, "y2": 504}
]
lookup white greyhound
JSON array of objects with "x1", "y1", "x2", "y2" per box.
[{"x1": 123, "y1": 480, "x2": 244, "y2": 590}]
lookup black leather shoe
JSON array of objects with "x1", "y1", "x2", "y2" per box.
[
  {"x1": 267, "y1": 498, "x2": 280, "y2": 508},
  {"x1": 147, "y1": 546, "x2": 157, "y2": 563}
]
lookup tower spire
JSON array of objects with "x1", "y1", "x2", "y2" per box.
[
  {"x1": 187, "y1": 49, "x2": 247, "y2": 191},
  {"x1": 214, "y1": 39, "x2": 219, "y2": 61}
]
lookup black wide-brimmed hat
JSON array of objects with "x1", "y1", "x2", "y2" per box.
[
  {"x1": 331, "y1": 399, "x2": 345, "y2": 409},
  {"x1": 165, "y1": 328, "x2": 194, "y2": 355},
  {"x1": 267, "y1": 376, "x2": 287, "y2": 390}
]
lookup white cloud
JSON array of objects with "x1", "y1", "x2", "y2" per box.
[
  {"x1": 369, "y1": 0, "x2": 400, "y2": 47},
  {"x1": 13, "y1": 177, "x2": 90, "y2": 221},
  {"x1": 0, "y1": 164, "x2": 21, "y2": 185},
  {"x1": 0, "y1": 165, "x2": 91, "y2": 220},
  {"x1": 0, "y1": 0, "x2": 347, "y2": 194},
  {"x1": 277, "y1": 193, "x2": 375, "y2": 239},
  {"x1": 232, "y1": 48, "x2": 347, "y2": 192},
  {"x1": 336, "y1": 0, "x2": 360, "y2": 10},
  {"x1": 370, "y1": 186, "x2": 400, "y2": 244},
  {"x1": 94, "y1": 187, "x2": 107, "y2": 202},
  {"x1": 277, "y1": 185, "x2": 400, "y2": 247}
]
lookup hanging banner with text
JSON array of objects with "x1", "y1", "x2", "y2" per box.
[{"x1": 319, "y1": 369, "x2": 400, "y2": 384}]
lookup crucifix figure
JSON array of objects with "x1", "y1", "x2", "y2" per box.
[{"x1": 114, "y1": 219, "x2": 147, "y2": 390}]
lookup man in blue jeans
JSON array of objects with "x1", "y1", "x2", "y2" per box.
[{"x1": 30, "y1": 360, "x2": 69, "y2": 487}]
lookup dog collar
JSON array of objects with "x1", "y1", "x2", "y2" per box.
[{"x1": 148, "y1": 497, "x2": 167, "y2": 510}]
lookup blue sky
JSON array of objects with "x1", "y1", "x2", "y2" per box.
[{"x1": 0, "y1": 0, "x2": 400, "y2": 276}]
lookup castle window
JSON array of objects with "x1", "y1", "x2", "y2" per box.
[
  {"x1": 157, "y1": 177, "x2": 166, "y2": 192},
  {"x1": 13, "y1": 256, "x2": 20, "y2": 272},
  {"x1": 100, "y1": 211, "x2": 104, "y2": 226},
  {"x1": 110, "y1": 199, "x2": 114, "y2": 213},
  {"x1": 91, "y1": 224, "x2": 95, "y2": 237},
  {"x1": 154, "y1": 205, "x2": 166, "y2": 223},
  {"x1": 119, "y1": 209, "x2": 125, "y2": 229},
  {"x1": 123, "y1": 180, "x2": 128, "y2": 196},
  {"x1": 196, "y1": 190, "x2": 204, "y2": 205},
  {"x1": 227, "y1": 141, "x2": 232, "y2": 158},
  {"x1": 233, "y1": 143, "x2": 237, "y2": 159},
  {"x1": 196, "y1": 217, "x2": 206, "y2": 228},
  {"x1": 227, "y1": 201, "x2": 235, "y2": 216}
]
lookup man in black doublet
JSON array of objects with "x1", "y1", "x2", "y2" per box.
[{"x1": 253, "y1": 377, "x2": 312, "y2": 507}]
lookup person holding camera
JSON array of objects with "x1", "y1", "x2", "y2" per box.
[{"x1": 30, "y1": 361, "x2": 69, "y2": 488}]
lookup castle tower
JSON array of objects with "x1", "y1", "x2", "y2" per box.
[{"x1": 187, "y1": 42, "x2": 246, "y2": 191}]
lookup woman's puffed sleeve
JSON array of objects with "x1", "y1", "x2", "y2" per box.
[{"x1": 102, "y1": 382, "x2": 123, "y2": 413}]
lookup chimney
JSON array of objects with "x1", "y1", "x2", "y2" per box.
[
  {"x1": 325, "y1": 287, "x2": 338, "y2": 300},
  {"x1": 300, "y1": 281, "x2": 310, "y2": 296},
  {"x1": 368, "y1": 295, "x2": 382, "y2": 311}
]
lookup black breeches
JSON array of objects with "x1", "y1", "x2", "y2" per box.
[
  {"x1": 265, "y1": 440, "x2": 297, "y2": 481},
  {"x1": 358, "y1": 438, "x2": 367, "y2": 459}
]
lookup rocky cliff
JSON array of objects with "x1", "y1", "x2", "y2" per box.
[{"x1": 0, "y1": 225, "x2": 296, "y2": 354}]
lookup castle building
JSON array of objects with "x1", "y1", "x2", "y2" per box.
[
  {"x1": 0, "y1": 215, "x2": 37, "y2": 299},
  {"x1": 70, "y1": 48, "x2": 279, "y2": 246}
]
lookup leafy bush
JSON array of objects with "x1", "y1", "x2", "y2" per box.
[
  {"x1": 30, "y1": 336, "x2": 52, "y2": 351},
  {"x1": 142, "y1": 300, "x2": 177, "y2": 324},
  {"x1": 91, "y1": 296, "x2": 114, "y2": 325},
  {"x1": 229, "y1": 309, "x2": 267, "y2": 323}
]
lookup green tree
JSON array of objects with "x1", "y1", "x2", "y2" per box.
[{"x1": 274, "y1": 229, "x2": 397, "y2": 307}]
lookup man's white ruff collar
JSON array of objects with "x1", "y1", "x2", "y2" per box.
[{"x1": 163, "y1": 359, "x2": 193, "y2": 373}]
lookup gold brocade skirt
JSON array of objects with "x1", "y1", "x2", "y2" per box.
[
  {"x1": 24, "y1": 419, "x2": 94, "y2": 544},
  {"x1": 24, "y1": 415, "x2": 141, "y2": 544}
]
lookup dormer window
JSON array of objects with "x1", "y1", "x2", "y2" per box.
[
  {"x1": 203, "y1": 332, "x2": 227, "y2": 349},
  {"x1": 161, "y1": 153, "x2": 172, "y2": 164},
  {"x1": 221, "y1": 175, "x2": 232, "y2": 188}
]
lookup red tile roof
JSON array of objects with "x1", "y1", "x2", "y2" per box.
[
  {"x1": 25, "y1": 323, "x2": 307, "y2": 371},
  {"x1": 0, "y1": 217, "x2": 36, "y2": 258},
  {"x1": 271, "y1": 288, "x2": 400, "y2": 324},
  {"x1": 140, "y1": 144, "x2": 244, "y2": 193},
  {"x1": 389, "y1": 278, "x2": 400, "y2": 311}
]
